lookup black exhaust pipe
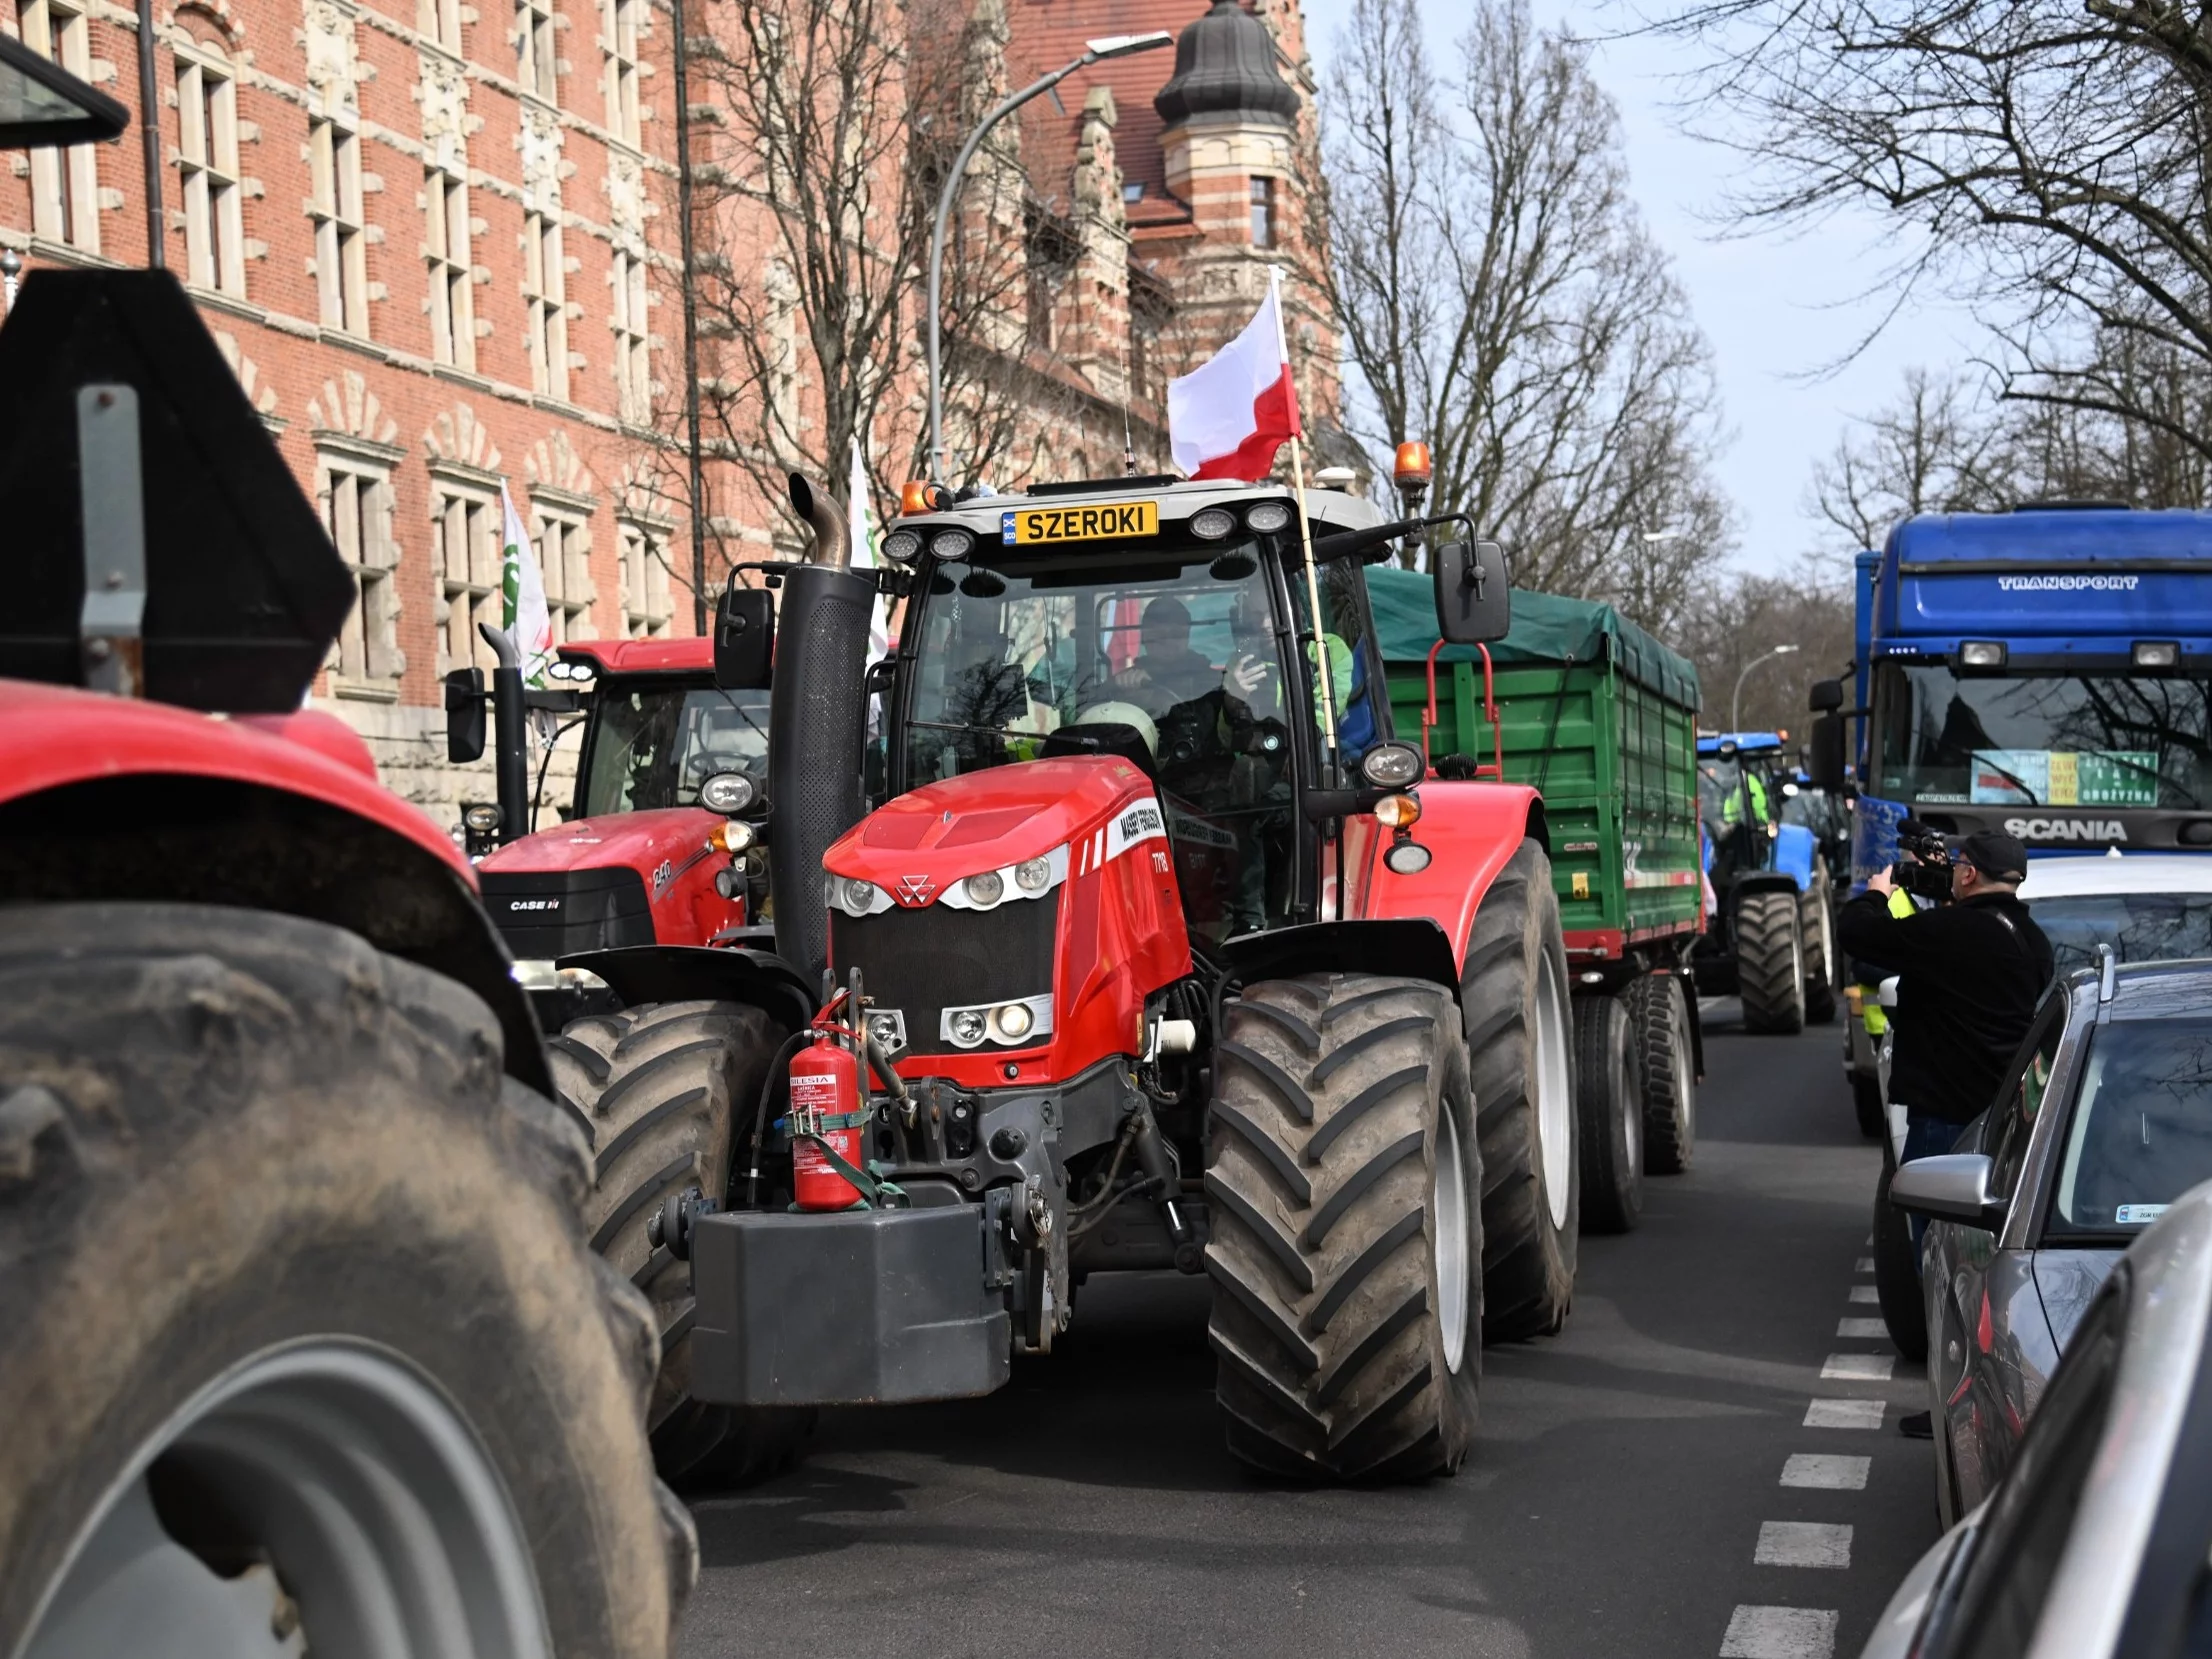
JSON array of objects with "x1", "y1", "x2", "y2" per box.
[
  {"x1": 477, "y1": 621, "x2": 529, "y2": 844},
  {"x1": 767, "y1": 471, "x2": 872, "y2": 983}
]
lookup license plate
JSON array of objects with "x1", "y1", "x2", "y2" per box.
[{"x1": 1001, "y1": 502, "x2": 1160, "y2": 545}]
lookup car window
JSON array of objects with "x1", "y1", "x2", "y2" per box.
[
  {"x1": 1986, "y1": 997, "x2": 2067, "y2": 1203},
  {"x1": 2033, "y1": 893, "x2": 2212, "y2": 975},
  {"x1": 2048, "y1": 1019, "x2": 2212, "y2": 1239}
]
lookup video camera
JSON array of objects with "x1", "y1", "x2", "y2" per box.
[{"x1": 1893, "y1": 819, "x2": 1955, "y2": 905}]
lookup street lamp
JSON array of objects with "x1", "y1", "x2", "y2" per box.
[
  {"x1": 925, "y1": 30, "x2": 1172, "y2": 482},
  {"x1": 1733, "y1": 643, "x2": 1800, "y2": 733}
]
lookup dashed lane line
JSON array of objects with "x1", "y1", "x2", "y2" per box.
[
  {"x1": 1846, "y1": 1284, "x2": 1881, "y2": 1304},
  {"x1": 1821, "y1": 1353, "x2": 1894, "y2": 1381},
  {"x1": 1836, "y1": 1317, "x2": 1888, "y2": 1338},
  {"x1": 1854, "y1": 1257, "x2": 1874, "y2": 1272},
  {"x1": 1781, "y1": 1454, "x2": 1871, "y2": 1490},
  {"x1": 1803, "y1": 1398, "x2": 1885, "y2": 1430},
  {"x1": 1755, "y1": 1521, "x2": 1854, "y2": 1568},
  {"x1": 1720, "y1": 1605, "x2": 1839, "y2": 1659}
]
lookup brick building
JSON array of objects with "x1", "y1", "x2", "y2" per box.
[{"x1": 0, "y1": 0, "x2": 1339, "y2": 819}]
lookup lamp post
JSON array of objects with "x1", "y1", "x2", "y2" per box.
[
  {"x1": 926, "y1": 30, "x2": 1171, "y2": 483},
  {"x1": 1733, "y1": 642, "x2": 1800, "y2": 732}
]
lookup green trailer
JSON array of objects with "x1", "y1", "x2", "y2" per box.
[{"x1": 1367, "y1": 567, "x2": 1706, "y2": 1227}]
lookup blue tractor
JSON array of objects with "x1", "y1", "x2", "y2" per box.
[{"x1": 1693, "y1": 732, "x2": 1839, "y2": 1033}]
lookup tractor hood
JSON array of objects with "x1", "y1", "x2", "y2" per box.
[
  {"x1": 825, "y1": 757, "x2": 1156, "y2": 890},
  {"x1": 480, "y1": 806, "x2": 721, "y2": 880}
]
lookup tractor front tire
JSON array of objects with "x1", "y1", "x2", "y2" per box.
[
  {"x1": 1463, "y1": 839, "x2": 1580, "y2": 1342},
  {"x1": 1736, "y1": 889, "x2": 1807, "y2": 1035},
  {"x1": 0, "y1": 903, "x2": 692, "y2": 1659},
  {"x1": 1627, "y1": 971, "x2": 1697, "y2": 1175},
  {"x1": 1204, "y1": 974, "x2": 1481, "y2": 1482},
  {"x1": 551, "y1": 1000, "x2": 811, "y2": 1489},
  {"x1": 1801, "y1": 873, "x2": 1840, "y2": 1026},
  {"x1": 1572, "y1": 993, "x2": 1642, "y2": 1234}
]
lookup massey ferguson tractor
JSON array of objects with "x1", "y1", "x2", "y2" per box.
[
  {"x1": 0, "y1": 43, "x2": 690, "y2": 1651},
  {"x1": 627, "y1": 467, "x2": 1581, "y2": 1481}
]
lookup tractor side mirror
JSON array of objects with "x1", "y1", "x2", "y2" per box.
[
  {"x1": 1808, "y1": 711, "x2": 1846, "y2": 794},
  {"x1": 1433, "y1": 539, "x2": 1510, "y2": 645},
  {"x1": 444, "y1": 667, "x2": 485, "y2": 763},
  {"x1": 1808, "y1": 677, "x2": 1844, "y2": 713},
  {"x1": 715, "y1": 583, "x2": 774, "y2": 690}
]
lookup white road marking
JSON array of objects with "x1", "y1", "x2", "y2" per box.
[
  {"x1": 1865, "y1": 1233, "x2": 1873, "y2": 1246},
  {"x1": 1836, "y1": 1317, "x2": 1888, "y2": 1338},
  {"x1": 1781, "y1": 1453, "x2": 1871, "y2": 1490},
  {"x1": 1847, "y1": 1285, "x2": 1881, "y2": 1304},
  {"x1": 1855, "y1": 1257, "x2": 1874, "y2": 1273},
  {"x1": 1821, "y1": 1353, "x2": 1894, "y2": 1380},
  {"x1": 1804, "y1": 1398, "x2": 1884, "y2": 1429},
  {"x1": 1756, "y1": 1521, "x2": 1853, "y2": 1568},
  {"x1": 1720, "y1": 1605, "x2": 1839, "y2": 1658}
]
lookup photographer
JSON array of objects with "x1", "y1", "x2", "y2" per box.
[{"x1": 1837, "y1": 830, "x2": 2053, "y2": 1168}]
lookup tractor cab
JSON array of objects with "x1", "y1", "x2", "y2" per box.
[{"x1": 1692, "y1": 731, "x2": 1838, "y2": 1029}]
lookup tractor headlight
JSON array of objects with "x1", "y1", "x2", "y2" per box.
[
  {"x1": 989, "y1": 1002, "x2": 1033, "y2": 1042},
  {"x1": 463, "y1": 804, "x2": 501, "y2": 834},
  {"x1": 941, "y1": 994, "x2": 1053, "y2": 1049},
  {"x1": 929, "y1": 528, "x2": 976, "y2": 560},
  {"x1": 1244, "y1": 500, "x2": 1294, "y2": 534},
  {"x1": 699, "y1": 771, "x2": 756, "y2": 815},
  {"x1": 1361, "y1": 742, "x2": 1424, "y2": 789},
  {"x1": 1190, "y1": 507, "x2": 1237, "y2": 541},
  {"x1": 949, "y1": 1008, "x2": 988, "y2": 1046},
  {"x1": 940, "y1": 846, "x2": 1068, "y2": 908},
  {"x1": 964, "y1": 870, "x2": 1005, "y2": 907},
  {"x1": 881, "y1": 528, "x2": 923, "y2": 565},
  {"x1": 832, "y1": 875, "x2": 888, "y2": 916},
  {"x1": 1014, "y1": 856, "x2": 1052, "y2": 892}
]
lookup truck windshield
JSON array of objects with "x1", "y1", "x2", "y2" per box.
[
  {"x1": 1872, "y1": 662, "x2": 2211, "y2": 808},
  {"x1": 580, "y1": 685, "x2": 770, "y2": 817}
]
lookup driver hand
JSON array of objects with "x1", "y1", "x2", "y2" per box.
[{"x1": 1226, "y1": 655, "x2": 1267, "y2": 697}]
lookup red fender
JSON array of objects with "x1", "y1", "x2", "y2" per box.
[{"x1": 1345, "y1": 779, "x2": 1543, "y2": 975}]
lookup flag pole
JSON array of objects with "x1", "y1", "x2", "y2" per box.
[{"x1": 1272, "y1": 267, "x2": 1338, "y2": 782}]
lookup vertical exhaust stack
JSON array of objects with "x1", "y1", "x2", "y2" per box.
[{"x1": 767, "y1": 471, "x2": 872, "y2": 984}]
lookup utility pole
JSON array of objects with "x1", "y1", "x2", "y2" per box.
[
  {"x1": 137, "y1": 0, "x2": 162, "y2": 268},
  {"x1": 1733, "y1": 643, "x2": 1800, "y2": 732},
  {"x1": 669, "y1": 0, "x2": 707, "y2": 632}
]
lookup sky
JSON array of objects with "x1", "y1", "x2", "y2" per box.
[{"x1": 1296, "y1": 0, "x2": 1988, "y2": 577}]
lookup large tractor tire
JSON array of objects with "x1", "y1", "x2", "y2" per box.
[
  {"x1": 1800, "y1": 872, "x2": 1840, "y2": 1026},
  {"x1": 551, "y1": 1000, "x2": 811, "y2": 1489},
  {"x1": 0, "y1": 903, "x2": 692, "y2": 1659},
  {"x1": 1204, "y1": 974, "x2": 1481, "y2": 1481},
  {"x1": 1462, "y1": 839, "x2": 1579, "y2": 1342},
  {"x1": 1572, "y1": 993, "x2": 1642, "y2": 1234},
  {"x1": 1627, "y1": 970, "x2": 1697, "y2": 1176},
  {"x1": 1873, "y1": 1156, "x2": 1929, "y2": 1362},
  {"x1": 1736, "y1": 888, "x2": 1807, "y2": 1035}
]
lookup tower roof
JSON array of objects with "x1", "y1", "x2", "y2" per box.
[{"x1": 1153, "y1": 1, "x2": 1297, "y2": 128}]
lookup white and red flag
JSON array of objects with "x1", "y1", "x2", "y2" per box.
[{"x1": 1167, "y1": 269, "x2": 1300, "y2": 481}]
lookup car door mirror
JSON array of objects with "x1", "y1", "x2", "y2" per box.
[
  {"x1": 1889, "y1": 1153, "x2": 2008, "y2": 1232},
  {"x1": 1433, "y1": 539, "x2": 1510, "y2": 644},
  {"x1": 715, "y1": 583, "x2": 774, "y2": 690},
  {"x1": 443, "y1": 667, "x2": 485, "y2": 763}
]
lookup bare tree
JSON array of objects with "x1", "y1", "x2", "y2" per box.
[
  {"x1": 1672, "y1": 560, "x2": 1857, "y2": 736},
  {"x1": 1807, "y1": 370, "x2": 2015, "y2": 554},
  {"x1": 1321, "y1": 0, "x2": 1732, "y2": 626}
]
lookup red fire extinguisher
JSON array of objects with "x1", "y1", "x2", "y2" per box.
[{"x1": 790, "y1": 1006, "x2": 869, "y2": 1212}]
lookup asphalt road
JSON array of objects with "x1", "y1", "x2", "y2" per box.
[{"x1": 680, "y1": 1002, "x2": 1940, "y2": 1659}]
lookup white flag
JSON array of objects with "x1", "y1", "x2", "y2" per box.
[
  {"x1": 499, "y1": 483, "x2": 552, "y2": 684},
  {"x1": 848, "y1": 436, "x2": 891, "y2": 663}
]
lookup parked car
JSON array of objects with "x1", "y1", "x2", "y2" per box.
[
  {"x1": 1889, "y1": 956, "x2": 2212, "y2": 1526},
  {"x1": 1862, "y1": 1176, "x2": 2212, "y2": 1659}
]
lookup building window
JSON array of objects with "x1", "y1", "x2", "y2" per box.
[
  {"x1": 618, "y1": 521, "x2": 671, "y2": 637},
  {"x1": 611, "y1": 246, "x2": 648, "y2": 421},
  {"x1": 310, "y1": 117, "x2": 369, "y2": 334},
  {"x1": 420, "y1": 0, "x2": 461, "y2": 55},
  {"x1": 1250, "y1": 176, "x2": 1275, "y2": 248},
  {"x1": 426, "y1": 167, "x2": 474, "y2": 368},
  {"x1": 602, "y1": 0, "x2": 639, "y2": 147},
  {"x1": 516, "y1": 0, "x2": 557, "y2": 103},
  {"x1": 524, "y1": 210, "x2": 569, "y2": 399},
  {"x1": 177, "y1": 50, "x2": 245, "y2": 294},
  {"x1": 433, "y1": 482, "x2": 500, "y2": 675},
  {"x1": 19, "y1": 0, "x2": 98, "y2": 251},
  {"x1": 533, "y1": 506, "x2": 591, "y2": 643},
  {"x1": 322, "y1": 459, "x2": 401, "y2": 684}
]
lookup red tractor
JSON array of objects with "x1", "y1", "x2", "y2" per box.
[
  {"x1": 654, "y1": 470, "x2": 1581, "y2": 1480},
  {"x1": 0, "y1": 47, "x2": 689, "y2": 1649}
]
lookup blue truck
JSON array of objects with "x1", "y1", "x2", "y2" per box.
[
  {"x1": 1807, "y1": 503, "x2": 2212, "y2": 1126},
  {"x1": 1694, "y1": 731, "x2": 1839, "y2": 1033}
]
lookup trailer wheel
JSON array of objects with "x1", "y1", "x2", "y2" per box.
[
  {"x1": 1736, "y1": 889, "x2": 1807, "y2": 1035},
  {"x1": 1800, "y1": 872, "x2": 1839, "y2": 1026},
  {"x1": 550, "y1": 1000, "x2": 811, "y2": 1489},
  {"x1": 1572, "y1": 994, "x2": 1642, "y2": 1233},
  {"x1": 0, "y1": 904, "x2": 691, "y2": 1659},
  {"x1": 1873, "y1": 1158, "x2": 1929, "y2": 1362},
  {"x1": 1627, "y1": 972, "x2": 1697, "y2": 1175},
  {"x1": 1204, "y1": 975, "x2": 1480, "y2": 1481},
  {"x1": 1463, "y1": 839, "x2": 1579, "y2": 1342}
]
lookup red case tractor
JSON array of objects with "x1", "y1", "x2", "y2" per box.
[{"x1": 660, "y1": 471, "x2": 1582, "y2": 1481}]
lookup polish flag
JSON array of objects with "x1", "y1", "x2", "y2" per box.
[{"x1": 1168, "y1": 271, "x2": 1301, "y2": 482}]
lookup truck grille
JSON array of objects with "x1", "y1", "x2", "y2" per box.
[
  {"x1": 479, "y1": 868, "x2": 654, "y2": 960},
  {"x1": 831, "y1": 893, "x2": 1059, "y2": 1056}
]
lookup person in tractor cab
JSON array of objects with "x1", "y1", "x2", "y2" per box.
[{"x1": 1112, "y1": 596, "x2": 1226, "y2": 709}]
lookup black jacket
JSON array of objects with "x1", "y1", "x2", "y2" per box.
[{"x1": 1836, "y1": 888, "x2": 2054, "y2": 1124}]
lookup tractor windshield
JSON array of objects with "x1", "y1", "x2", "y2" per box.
[
  {"x1": 579, "y1": 684, "x2": 771, "y2": 817},
  {"x1": 902, "y1": 542, "x2": 1302, "y2": 945}
]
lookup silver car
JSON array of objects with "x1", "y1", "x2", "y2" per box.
[
  {"x1": 1863, "y1": 1176, "x2": 2212, "y2": 1659},
  {"x1": 1891, "y1": 956, "x2": 2212, "y2": 1525}
]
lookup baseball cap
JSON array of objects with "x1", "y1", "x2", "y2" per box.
[{"x1": 1956, "y1": 829, "x2": 2029, "y2": 882}]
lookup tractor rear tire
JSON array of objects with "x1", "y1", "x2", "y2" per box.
[
  {"x1": 1572, "y1": 994, "x2": 1642, "y2": 1234},
  {"x1": 1627, "y1": 971, "x2": 1697, "y2": 1176},
  {"x1": 0, "y1": 903, "x2": 692, "y2": 1659},
  {"x1": 1204, "y1": 975, "x2": 1481, "y2": 1481},
  {"x1": 1737, "y1": 889, "x2": 1807, "y2": 1035},
  {"x1": 1873, "y1": 1158, "x2": 1929, "y2": 1363},
  {"x1": 1462, "y1": 839, "x2": 1579, "y2": 1342},
  {"x1": 550, "y1": 1000, "x2": 811, "y2": 1489},
  {"x1": 1801, "y1": 873, "x2": 1839, "y2": 1026}
]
